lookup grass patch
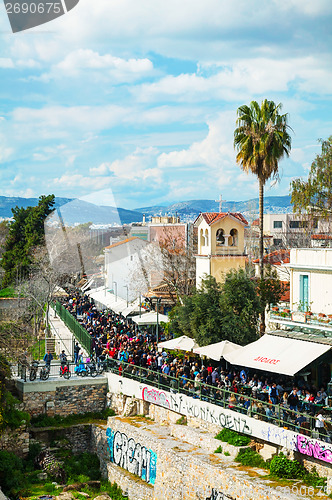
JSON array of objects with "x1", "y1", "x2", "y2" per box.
[
  {"x1": 215, "y1": 428, "x2": 251, "y2": 446},
  {"x1": 235, "y1": 447, "x2": 268, "y2": 469},
  {"x1": 30, "y1": 408, "x2": 115, "y2": 428}
]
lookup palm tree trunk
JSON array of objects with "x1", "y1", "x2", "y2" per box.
[{"x1": 259, "y1": 178, "x2": 265, "y2": 335}]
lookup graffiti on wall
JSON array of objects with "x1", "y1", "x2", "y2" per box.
[
  {"x1": 142, "y1": 387, "x2": 170, "y2": 408},
  {"x1": 260, "y1": 426, "x2": 293, "y2": 448},
  {"x1": 141, "y1": 387, "x2": 252, "y2": 434},
  {"x1": 106, "y1": 428, "x2": 157, "y2": 484},
  {"x1": 206, "y1": 489, "x2": 234, "y2": 500},
  {"x1": 296, "y1": 435, "x2": 332, "y2": 464}
]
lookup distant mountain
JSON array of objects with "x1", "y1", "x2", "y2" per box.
[
  {"x1": 0, "y1": 196, "x2": 143, "y2": 225},
  {"x1": 135, "y1": 195, "x2": 293, "y2": 220},
  {"x1": 0, "y1": 194, "x2": 292, "y2": 226}
]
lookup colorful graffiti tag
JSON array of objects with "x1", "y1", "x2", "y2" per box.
[
  {"x1": 296, "y1": 435, "x2": 332, "y2": 464},
  {"x1": 141, "y1": 387, "x2": 252, "y2": 434},
  {"x1": 142, "y1": 387, "x2": 170, "y2": 408},
  {"x1": 106, "y1": 428, "x2": 157, "y2": 484}
]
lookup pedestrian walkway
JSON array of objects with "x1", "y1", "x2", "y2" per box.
[{"x1": 48, "y1": 307, "x2": 89, "y2": 361}]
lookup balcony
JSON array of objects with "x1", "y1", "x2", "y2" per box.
[{"x1": 269, "y1": 308, "x2": 332, "y2": 337}]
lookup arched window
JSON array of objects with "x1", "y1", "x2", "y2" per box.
[
  {"x1": 230, "y1": 228, "x2": 238, "y2": 246},
  {"x1": 216, "y1": 228, "x2": 225, "y2": 245},
  {"x1": 200, "y1": 228, "x2": 205, "y2": 247},
  {"x1": 205, "y1": 229, "x2": 209, "y2": 246}
]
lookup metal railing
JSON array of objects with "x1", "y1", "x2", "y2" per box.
[
  {"x1": 55, "y1": 301, "x2": 92, "y2": 355},
  {"x1": 105, "y1": 359, "x2": 331, "y2": 441}
]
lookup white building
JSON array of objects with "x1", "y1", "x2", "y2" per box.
[
  {"x1": 259, "y1": 213, "x2": 331, "y2": 248},
  {"x1": 289, "y1": 248, "x2": 332, "y2": 314}
]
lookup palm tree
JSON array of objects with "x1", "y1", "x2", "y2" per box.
[{"x1": 234, "y1": 99, "x2": 292, "y2": 333}]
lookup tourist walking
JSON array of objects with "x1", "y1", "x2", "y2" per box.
[
  {"x1": 74, "y1": 342, "x2": 80, "y2": 364},
  {"x1": 43, "y1": 350, "x2": 53, "y2": 367}
]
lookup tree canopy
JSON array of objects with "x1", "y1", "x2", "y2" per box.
[
  {"x1": 1, "y1": 195, "x2": 55, "y2": 286},
  {"x1": 291, "y1": 136, "x2": 332, "y2": 219},
  {"x1": 170, "y1": 270, "x2": 260, "y2": 346},
  {"x1": 170, "y1": 268, "x2": 287, "y2": 346}
]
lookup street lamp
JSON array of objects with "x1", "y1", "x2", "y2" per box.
[
  {"x1": 112, "y1": 281, "x2": 117, "y2": 302},
  {"x1": 123, "y1": 285, "x2": 129, "y2": 307}
]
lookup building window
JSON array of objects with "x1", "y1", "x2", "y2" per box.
[
  {"x1": 200, "y1": 229, "x2": 205, "y2": 247},
  {"x1": 289, "y1": 220, "x2": 300, "y2": 229},
  {"x1": 230, "y1": 228, "x2": 238, "y2": 246},
  {"x1": 216, "y1": 228, "x2": 225, "y2": 245},
  {"x1": 205, "y1": 229, "x2": 209, "y2": 246},
  {"x1": 273, "y1": 239, "x2": 282, "y2": 246},
  {"x1": 273, "y1": 220, "x2": 282, "y2": 228}
]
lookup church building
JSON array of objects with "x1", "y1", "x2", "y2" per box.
[{"x1": 194, "y1": 211, "x2": 248, "y2": 288}]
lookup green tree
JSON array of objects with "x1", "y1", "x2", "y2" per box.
[
  {"x1": 1, "y1": 195, "x2": 55, "y2": 286},
  {"x1": 234, "y1": 99, "x2": 292, "y2": 334},
  {"x1": 291, "y1": 136, "x2": 332, "y2": 219},
  {"x1": 170, "y1": 271, "x2": 260, "y2": 346}
]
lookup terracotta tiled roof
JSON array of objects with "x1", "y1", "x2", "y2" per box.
[
  {"x1": 195, "y1": 212, "x2": 248, "y2": 226},
  {"x1": 252, "y1": 219, "x2": 259, "y2": 226},
  {"x1": 104, "y1": 236, "x2": 138, "y2": 250},
  {"x1": 252, "y1": 249, "x2": 290, "y2": 265},
  {"x1": 280, "y1": 281, "x2": 290, "y2": 302},
  {"x1": 311, "y1": 234, "x2": 332, "y2": 240}
]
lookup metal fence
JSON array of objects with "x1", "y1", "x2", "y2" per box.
[
  {"x1": 55, "y1": 301, "x2": 92, "y2": 355},
  {"x1": 105, "y1": 359, "x2": 330, "y2": 441}
]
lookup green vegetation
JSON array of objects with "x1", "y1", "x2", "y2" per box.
[
  {"x1": 235, "y1": 450, "x2": 327, "y2": 491},
  {"x1": 215, "y1": 428, "x2": 251, "y2": 447},
  {"x1": 235, "y1": 447, "x2": 268, "y2": 468},
  {"x1": 64, "y1": 452, "x2": 101, "y2": 482},
  {"x1": 0, "y1": 447, "x2": 127, "y2": 499},
  {"x1": 234, "y1": 99, "x2": 291, "y2": 334},
  {"x1": 1, "y1": 194, "x2": 55, "y2": 286},
  {"x1": 214, "y1": 445, "x2": 223, "y2": 453},
  {"x1": 175, "y1": 416, "x2": 187, "y2": 425},
  {"x1": 224, "y1": 451, "x2": 230, "y2": 456},
  {"x1": 1, "y1": 390, "x2": 30, "y2": 430},
  {"x1": 170, "y1": 272, "x2": 260, "y2": 346},
  {"x1": 0, "y1": 286, "x2": 17, "y2": 298},
  {"x1": 30, "y1": 408, "x2": 115, "y2": 427},
  {"x1": 291, "y1": 135, "x2": 332, "y2": 219}
]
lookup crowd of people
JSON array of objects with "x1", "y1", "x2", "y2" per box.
[{"x1": 60, "y1": 291, "x2": 332, "y2": 441}]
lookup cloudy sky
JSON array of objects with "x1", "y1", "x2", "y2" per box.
[{"x1": 0, "y1": 0, "x2": 331, "y2": 210}]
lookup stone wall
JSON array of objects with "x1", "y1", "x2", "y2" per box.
[
  {"x1": 105, "y1": 416, "x2": 313, "y2": 500},
  {"x1": 16, "y1": 379, "x2": 108, "y2": 417},
  {"x1": 0, "y1": 426, "x2": 29, "y2": 458}
]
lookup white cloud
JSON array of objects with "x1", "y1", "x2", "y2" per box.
[
  {"x1": 107, "y1": 147, "x2": 161, "y2": 181},
  {"x1": 136, "y1": 56, "x2": 332, "y2": 103},
  {"x1": 38, "y1": 49, "x2": 154, "y2": 82}
]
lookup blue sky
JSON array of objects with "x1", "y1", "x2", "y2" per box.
[{"x1": 0, "y1": 0, "x2": 332, "y2": 210}]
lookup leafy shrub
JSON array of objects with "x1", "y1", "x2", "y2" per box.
[
  {"x1": 224, "y1": 451, "x2": 230, "y2": 456},
  {"x1": 215, "y1": 428, "x2": 250, "y2": 446},
  {"x1": 269, "y1": 453, "x2": 305, "y2": 479},
  {"x1": 214, "y1": 445, "x2": 223, "y2": 453},
  {"x1": 235, "y1": 447, "x2": 268, "y2": 469},
  {"x1": 0, "y1": 450, "x2": 25, "y2": 494},
  {"x1": 65, "y1": 452, "x2": 101, "y2": 481},
  {"x1": 2, "y1": 391, "x2": 30, "y2": 429}
]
